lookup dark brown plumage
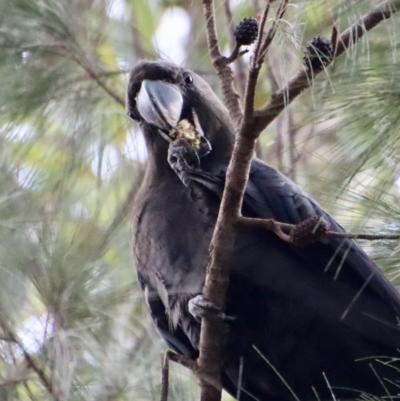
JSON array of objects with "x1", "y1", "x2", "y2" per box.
[{"x1": 127, "y1": 60, "x2": 400, "y2": 401}]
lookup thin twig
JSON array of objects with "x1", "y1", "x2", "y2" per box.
[
  {"x1": 160, "y1": 351, "x2": 169, "y2": 401},
  {"x1": 258, "y1": 0, "x2": 288, "y2": 63},
  {"x1": 236, "y1": 357, "x2": 244, "y2": 401},
  {"x1": 79, "y1": 60, "x2": 125, "y2": 107},
  {"x1": 243, "y1": 2, "x2": 271, "y2": 120},
  {"x1": 264, "y1": 52, "x2": 281, "y2": 163},
  {"x1": 166, "y1": 351, "x2": 223, "y2": 392},
  {"x1": 253, "y1": 0, "x2": 400, "y2": 132},
  {"x1": 226, "y1": 45, "x2": 249, "y2": 64},
  {"x1": 323, "y1": 372, "x2": 338, "y2": 401},
  {"x1": 202, "y1": 0, "x2": 222, "y2": 61},
  {"x1": 223, "y1": 0, "x2": 248, "y2": 97},
  {"x1": 238, "y1": 216, "x2": 400, "y2": 243},
  {"x1": 0, "y1": 375, "x2": 29, "y2": 386},
  {"x1": 203, "y1": 0, "x2": 243, "y2": 127},
  {"x1": 331, "y1": 23, "x2": 338, "y2": 52},
  {"x1": 129, "y1": 9, "x2": 148, "y2": 60},
  {"x1": 32, "y1": 40, "x2": 126, "y2": 107},
  {"x1": 166, "y1": 351, "x2": 197, "y2": 372},
  {"x1": 253, "y1": 346, "x2": 301, "y2": 401},
  {"x1": 253, "y1": 3, "x2": 270, "y2": 68},
  {"x1": 325, "y1": 232, "x2": 400, "y2": 241},
  {"x1": 287, "y1": 111, "x2": 299, "y2": 181},
  {"x1": 237, "y1": 217, "x2": 291, "y2": 241},
  {"x1": 0, "y1": 311, "x2": 58, "y2": 400}
]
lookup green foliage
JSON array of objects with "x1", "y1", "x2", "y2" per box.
[{"x1": 1, "y1": 0, "x2": 400, "y2": 400}]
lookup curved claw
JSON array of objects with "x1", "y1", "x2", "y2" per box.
[{"x1": 188, "y1": 295, "x2": 236, "y2": 323}]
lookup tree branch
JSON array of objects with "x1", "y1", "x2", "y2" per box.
[
  {"x1": 160, "y1": 351, "x2": 169, "y2": 401},
  {"x1": 202, "y1": 0, "x2": 243, "y2": 128},
  {"x1": 244, "y1": 2, "x2": 271, "y2": 119},
  {"x1": 197, "y1": 3, "x2": 292, "y2": 401},
  {"x1": 77, "y1": 58, "x2": 126, "y2": 107},
  {"x1": 0, "y1": 310, "x2": 59, "y2": 400},
  {"x1": 223, "y1": 0, "x2": 247, "y2": 98},
  {"x1": 166, "y1": 351, "x2": 197, "y2": 372},
  {"x1": 257, "y1": 0, "x2": 288, "y2": 63},
  {"x1": 31, "y1": 40, "x2": 126, "y2": 107},
  {"x1": 253, "y1": 0, "x2": 400, "y2": 133},
  {"x1": 238, "y1": 216, "x2": 400, "y2": 243},
  {"x1": 198, "y1": 1, "x2": 400, "y2": 401}
]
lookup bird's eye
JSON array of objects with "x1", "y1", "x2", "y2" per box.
[{"x1": 183, "y1": 72, "x2": 193, "y2": 86}]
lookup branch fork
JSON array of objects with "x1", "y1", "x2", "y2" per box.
[
  {"x1": 196, "y1": 1, "x2": 400, "y2": 401},
  {"x1": 225, "y1": 43, "x2": 249, "y2": 64}
]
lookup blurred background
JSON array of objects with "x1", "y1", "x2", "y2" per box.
[{"x1": 1, "y1": 0, "x2": 400, "y2": 400}]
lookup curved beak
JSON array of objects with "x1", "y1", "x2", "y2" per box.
[{"x1": 136, "y1": 80, "x2": 183, "y2": 132}]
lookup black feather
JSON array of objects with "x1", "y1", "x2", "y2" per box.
[{"x1": 128, "y1": 61, "x2": 400, "y2": 401}]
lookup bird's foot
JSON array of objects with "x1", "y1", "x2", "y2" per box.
[
  {"x1": 188, "y1": 295, "x2": 236, "y2": 323},
  {"x1": 168, "y1": 138, "x2": 200, "y2": 173}
]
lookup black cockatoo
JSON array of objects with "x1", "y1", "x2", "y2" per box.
[{"x1": 126, "y1": 60, "x2": 400, "y2": 400}]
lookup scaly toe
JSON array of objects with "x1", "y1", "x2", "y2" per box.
[{"x1": 188, "y1": 295, "x2": 236, "y2": 322}]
